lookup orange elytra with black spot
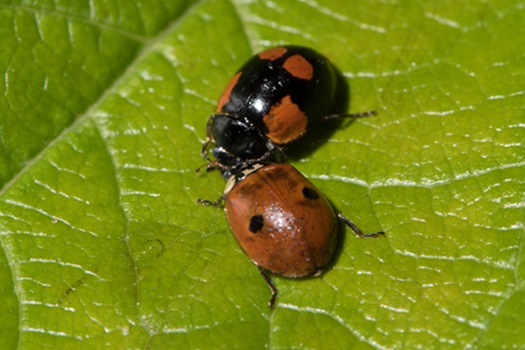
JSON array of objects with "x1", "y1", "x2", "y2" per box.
[
  {"x1": 224, "y1": 163, "x2": 339, "y2": 278},
  {"x1": 202, "y1": 161, "x2": 384, "y2": 306}
]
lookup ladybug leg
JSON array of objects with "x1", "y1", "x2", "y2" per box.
[
  {"x1": 202, "y1": 115, "x2": 215, "y2": 157},
  {"x1": 201, "y1": 113, "x2": 226, "y2": 164},
  {"x1": 242, "y1": 144, "x2": 283, "y2": 166},
  {"x1": 201, "y1": 138, "x2": 212, "y2": 161},
  {"x1": 195, "y1": 160, "x2": 226, "y2": 175},
  {"x1": 201, "y1": 125, "x2": 215, "y2": 163},
  {"x1": 197, "y1": 195, "x2": 225, "y2": 207},
  {"x1": 337, "y1": 213, "x2": 385, "y2": 238},
  {"x1": 258, "y1": 267, "x2": 278, "y2": 308},
  {"x1": 273, "y1": 145, "x2": 287, "y2": 163},
  {"x1": 201, "y1": 138, "x2": 225, "y2": 173},
  {"x1": 195, "y1": 163, "x2": 207, "y2": 174},
  {"x1": 243, "y1": 152, "x2": 273, "y2": 167},
  {"x1": 321, "y1": 110, "x2": 376, "y2": 121}
]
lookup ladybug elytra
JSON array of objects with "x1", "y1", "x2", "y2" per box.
[
  {"x1": 202, "y1": 45, "x2": 374, "y2": 176},
  {"x1": 199, "y1": 163, "x2": 384, "y2": 307}
]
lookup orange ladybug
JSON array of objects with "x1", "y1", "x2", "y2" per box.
[{"x1": 200, "y1": 163, "x2": 384, "y2": 306}]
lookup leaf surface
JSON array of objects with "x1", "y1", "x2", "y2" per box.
[{"x1": 1, "y1": 0, "x2": 524, "y2": 348}]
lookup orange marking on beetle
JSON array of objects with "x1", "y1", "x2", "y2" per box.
[
  {"x1": 263, "y1": 95, "x2": 308, "y2": 144},
  {"x1": 217, "y1": 71, "x2": 242, "y2": 112},
  {"x1": 258, "y1": 47, "x2": 287, "y2": 61},
  {"x1": 283, "y1": 54, "x2": 313, "y2": 80}
]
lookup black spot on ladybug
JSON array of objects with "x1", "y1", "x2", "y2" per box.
[
  {"x1": 249, "y1": 214, "x2": 264, "y2": 233},
  {"x1": 302, "y1": 187, "x2": 319, "y2": 200}
]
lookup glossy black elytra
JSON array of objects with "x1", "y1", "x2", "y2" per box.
[{"x1": 201, "y1": 45, "x2": 375, "y2": 177}]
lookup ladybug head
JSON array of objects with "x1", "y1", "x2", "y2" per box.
[{"x1": 207, "y1": 114, "x2": 270, "y2": 166}]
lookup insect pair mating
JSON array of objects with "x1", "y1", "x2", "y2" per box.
[{"x1": 199, "y1": 46, "x2": 384, "y2": 307}]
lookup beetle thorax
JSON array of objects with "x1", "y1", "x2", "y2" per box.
[{"x1": 223, "y1": 163, "x2": 265, "y2": 195}]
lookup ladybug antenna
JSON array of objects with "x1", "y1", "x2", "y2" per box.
[{"x1": 321, "y1": 110, "x2": 376, "y2": 121}]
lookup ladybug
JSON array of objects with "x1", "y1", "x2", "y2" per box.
[
  {"x1": 201, "y1": 45, "x2": 375, "y2": 175},
  {"x1": 199, "y1": 163, "x2": 384, "y2": 307}
]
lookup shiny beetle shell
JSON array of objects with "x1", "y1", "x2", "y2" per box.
[
  {"x1": 224, "y1": 163, "x2": 337, "y2": 277},
  {"x1": 217, "y1": 46, "x2": 337, "y2": 145},
  {"x1": 204, "y1": 45, "x2": 338, "y2": 170}
]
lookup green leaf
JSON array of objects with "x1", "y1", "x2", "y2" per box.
[{"x1": 1, "y1": 0, "x2": 524, "y2": 348}]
